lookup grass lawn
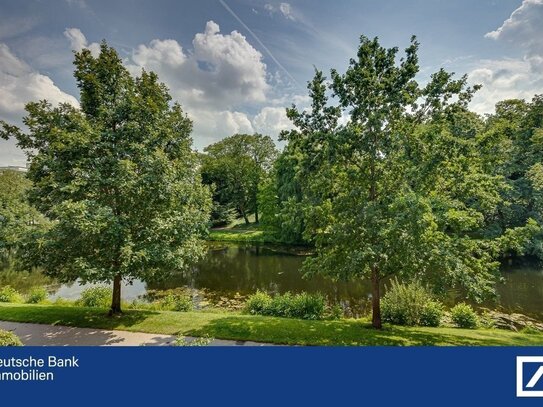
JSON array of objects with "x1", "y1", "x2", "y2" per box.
[
  {"x1": 208, "y1": 222, "x2": 279, "y2": 244},
  {"x1": 1, "y1": 302, "x2": 542, "y2": 346}
]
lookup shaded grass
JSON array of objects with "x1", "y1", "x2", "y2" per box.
[
  {"x1": 208, "y1": 223, "x2": 279, "y2": 244},
  {"x1": 1, "y1": 302, "x2": 543, "y2": 346}
]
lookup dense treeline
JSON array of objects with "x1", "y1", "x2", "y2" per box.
[{"x1": 1, "y1": 36, "x2": 542, "y2": 328}]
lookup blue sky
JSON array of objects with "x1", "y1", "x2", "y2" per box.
[{"x1": 1, "y1": 0, "x2": 542, "y2": 165}]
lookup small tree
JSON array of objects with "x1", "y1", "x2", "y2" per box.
[{"x1": 0, "y1": 43, "x2": 211, "y2": 314}]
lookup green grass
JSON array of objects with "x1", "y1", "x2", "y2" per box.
[
  {"x1": 208, "y1": 222, "x2": 279, "y2": 244},
  {"x1": 1, "y1": 302, "x2": 542, "y2": 346}
]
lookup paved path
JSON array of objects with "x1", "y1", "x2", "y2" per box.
[{"x1": 0, "y1": 321, "x2": 276, "y2": 347}]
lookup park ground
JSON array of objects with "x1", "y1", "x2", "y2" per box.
[{"x1": 1, "y1": 303, "x2": 543, "y2": 346}]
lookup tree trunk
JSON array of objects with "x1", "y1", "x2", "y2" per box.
[
  {"x1": 255, "y1": 207, "x2": 259, "y2": 224},
  {"x1": 371, "y1": 266, "x2": 382, "y2": 329},
  {"x1": 109, "y1": 274, "x2": 122, "y2": 315},
  {"x1": 240, "y1": 208, "x2": 250, "y2": 224}
]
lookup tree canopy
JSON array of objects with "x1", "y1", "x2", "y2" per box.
[
  {"x1": 201, "y1": 133, "x2": 277, "y2": 225},
  {"x1": 0, "y1": 42, "x2": 212, "y2": 314},
  {"x1": 279, "y1": 36, "x2": 539, "y2": 328}
]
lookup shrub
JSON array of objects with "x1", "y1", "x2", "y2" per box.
[
  {"x1": 451, "y1": 303, "x2": 478, "y2": 329},
  {"x1": 0, "y1": 285, "x2": 23, "y2": 303},
  {"x1": 244, "y1": 291, "x2": 272, "y2": 315},
  {"x1": 0, "y1": 329, "x2": 23, "y2": 346},
  {"x1": 77, "y1": 286, "x2": 112, "y2": 308},
  {"x1": 26, "y1": 286, "x2": 48, "y2": 304},
  {"x1": 159, "y1": 293, "x2": 193, "y2": 312},
  {"x1": 381, "y1": 279, "x2": 443, "y2": 327},
  {"x1": 244, "y1": 291, "x2": 327, "y2": 320},
  {"x1": 289, "y1": 292, "x2": 326, "y2": 320},
  {"x1": 419, "y1": 300, "x2": 444, "y2": 327}
]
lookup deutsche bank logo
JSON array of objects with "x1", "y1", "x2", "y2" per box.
[{"x1": 517, "y1": 357, "x2": 543, "y2": 397}]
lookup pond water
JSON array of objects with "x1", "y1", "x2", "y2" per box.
[{"x1": 2, "y1": 243, "x2": 543, "y2": 318}]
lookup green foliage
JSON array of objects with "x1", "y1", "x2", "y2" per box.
[
  {"x1": 174, "y1": 335, "x2": 213, "y2": 346},
  {"x1": 420, "y1": 301, "x2": 444, "y2": 327},
  {"x1": 0, "y1": 329, "x2": 23, "y2": 346},
  {"x1": 158, "y1": 293, "x2": 193, "y2": 312},
  {"x1": 1, "y1": 302, "x2": 542, "y2": 346},
  {"x1": 279, "y1": 35, "x2": 537, "y2": 329},
  {"x1": 451, "y1": 303, "x2": 478, "y2": 329},
  {"x1": 0, "y1": 42, "x2": 212, "y2": 313},
  {"x1": 243, "y1": 290, "x2": 272, "y2": 315},
  {"x1": 0, "y1": 170, "x2": 49, "y2": 258},
  {"x1": 244, "y1": 291, "x2": 328, "y2": 320},
  {"x1": 381, "y1": 279, "x2": 443, "y2": 327},
  {"x1": 26, "y1": 286, "x2": 48, "y2": 304},
  {"x1": 77, "y1": 286, "x2": 112, "y2": 308},
  {"x1": 0, "y1": 286, "x2": 23, "y2": 303},
  {"x1": 201, "y1": 133, "x2": 278, "y2": 225}
]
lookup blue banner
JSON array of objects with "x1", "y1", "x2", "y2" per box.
[{"x1": 2, "y1": 347, "x2": 543, "y2": 406}]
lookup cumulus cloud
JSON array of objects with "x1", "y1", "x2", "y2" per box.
[
  {"x1": 469, "y1": 0, "x2": 543, "y2": 114},
  {"x1": 253, "y1": 106, "x2": 293, "y2": 135},
  {"x1": 129, "y1": 21, "x2": 268, "y2": 111},
  {"x1": 0, "y1": 43, "x2": 79, "y2": 166},
  {"x1": 64, "y1": 27, "x2": 100, "y2": 56},
  {"x1": 124, "y1": 21, "x2": 279, "y2": 147},
  {"x1": 0, "y1": 44, "x2": 78, "y2": 123}
]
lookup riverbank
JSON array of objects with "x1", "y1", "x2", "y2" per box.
[{"x1": 0, "y1": 303, "x2": 542, "y2": 346}]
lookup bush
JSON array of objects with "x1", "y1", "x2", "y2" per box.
[
  {"x1": 26, "y1": 286, "x2": 48, "y2": 304},
  {"x1": 77, "y1": 286, "x2": 112, "y2": 308},
  {"x1": 451, "y1": 303, "x2": 478, "y2": 329},
  {"x1": 419, "y1": 300, "x2": 443, "y2": 327},
  {"x1": 381, "y1": 279, "x2": 443, "y2": 327},
  {"x1": 0, "y1": 285, "x2": 23, "y2": 303},
  {"x1": 0, "y1": 329, "x2": 23, "y2": 346},
  {"x1": 244, "y1": 291, "x2": 328, "y2": 320},
  {"x1": 244, "y1": 291, "x2": 272, "y2": 315},
  {"x1": 159, "y1": 293, "x2": 193, "y2": 312}
]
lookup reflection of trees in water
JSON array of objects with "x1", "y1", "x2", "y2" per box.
[{"x1": 148, "y1": 245, "x2": 373, "y2": 314}]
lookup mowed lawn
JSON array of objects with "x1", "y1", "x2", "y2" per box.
[{"x1": 1, "y1": 303, "x2": 542, "y2": 346}]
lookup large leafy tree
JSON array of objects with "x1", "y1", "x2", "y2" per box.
[
  {"x1": 202, "y1": 133, "x2": 277, "y2": 224},
  {"x1": 284, "y1": 36, "x2": 538, "y2": 328},
  {"x1": 0, "y1": 43, "x2": 211, "y2": 314}
]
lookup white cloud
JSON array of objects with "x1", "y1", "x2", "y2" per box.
[
  {"x1": 468, "y1": 0, "x2": 543, "y2": 114},
  {"x1": 129, "y1": 21, "x2": 268, "y2": 111},
  {"x1": 125, "y1": 21, "x2": 275, "y2": 147},
  {"x1": 265, "y1": 2, "x2": 297, "y2": 21},
  {"x1": 64, "y1": 28, "x2": 100, "y2": 57},
  {"x1": 0, "y1": 44, "x2": 78, "y2": 123},
  {"x1": 0, "y1": 43, "x2": 79, "y2": 166},
  {"x1": 279, "y1": 3, "x2": 296, "y2": 21},
  {"x1": 253, "y1": 106, "x2": 293, "y2": 136},
  {"x1": 484, "y1": 0, "x2": 543, "y2": 56}
]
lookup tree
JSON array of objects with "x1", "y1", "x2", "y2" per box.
[
  {"x1": 0, "y1": 43, "x2": 212, "y2": 314},
  {"x1": 0, "y1": 170, "x2": 48, "y2": 258},
  {"x1": 202, "y1": 133, "x2": 277, "y2": 224},
  {"x1": 284, "y1": 36, "x2": 538, "y2": 328}
]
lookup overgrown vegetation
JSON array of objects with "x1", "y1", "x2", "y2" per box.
[
  {"x1": 244, "y1": 291, "x2": 335, "y2": 320},
  {"x1": 381, "y1": 279, "x2": 444, "y2": 327},
  {"x1": 0, "y1": 286, "x2": 23, "y2": 303},
  {"x1": 0, "y1": 329, "x2": 23, "y2": 346}
]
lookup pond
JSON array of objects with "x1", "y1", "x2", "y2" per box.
[{"x1": 1, "y1": 242, "x2": 543, "y2": 318}]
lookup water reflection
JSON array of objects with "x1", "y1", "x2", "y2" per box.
[{"x1": 1, "y1": 244, "x2": 542, "y2": 318}]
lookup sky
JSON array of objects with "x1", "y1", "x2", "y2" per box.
[{"x1": 0, "y1": 0, "x2": 542, "y2": 166}]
